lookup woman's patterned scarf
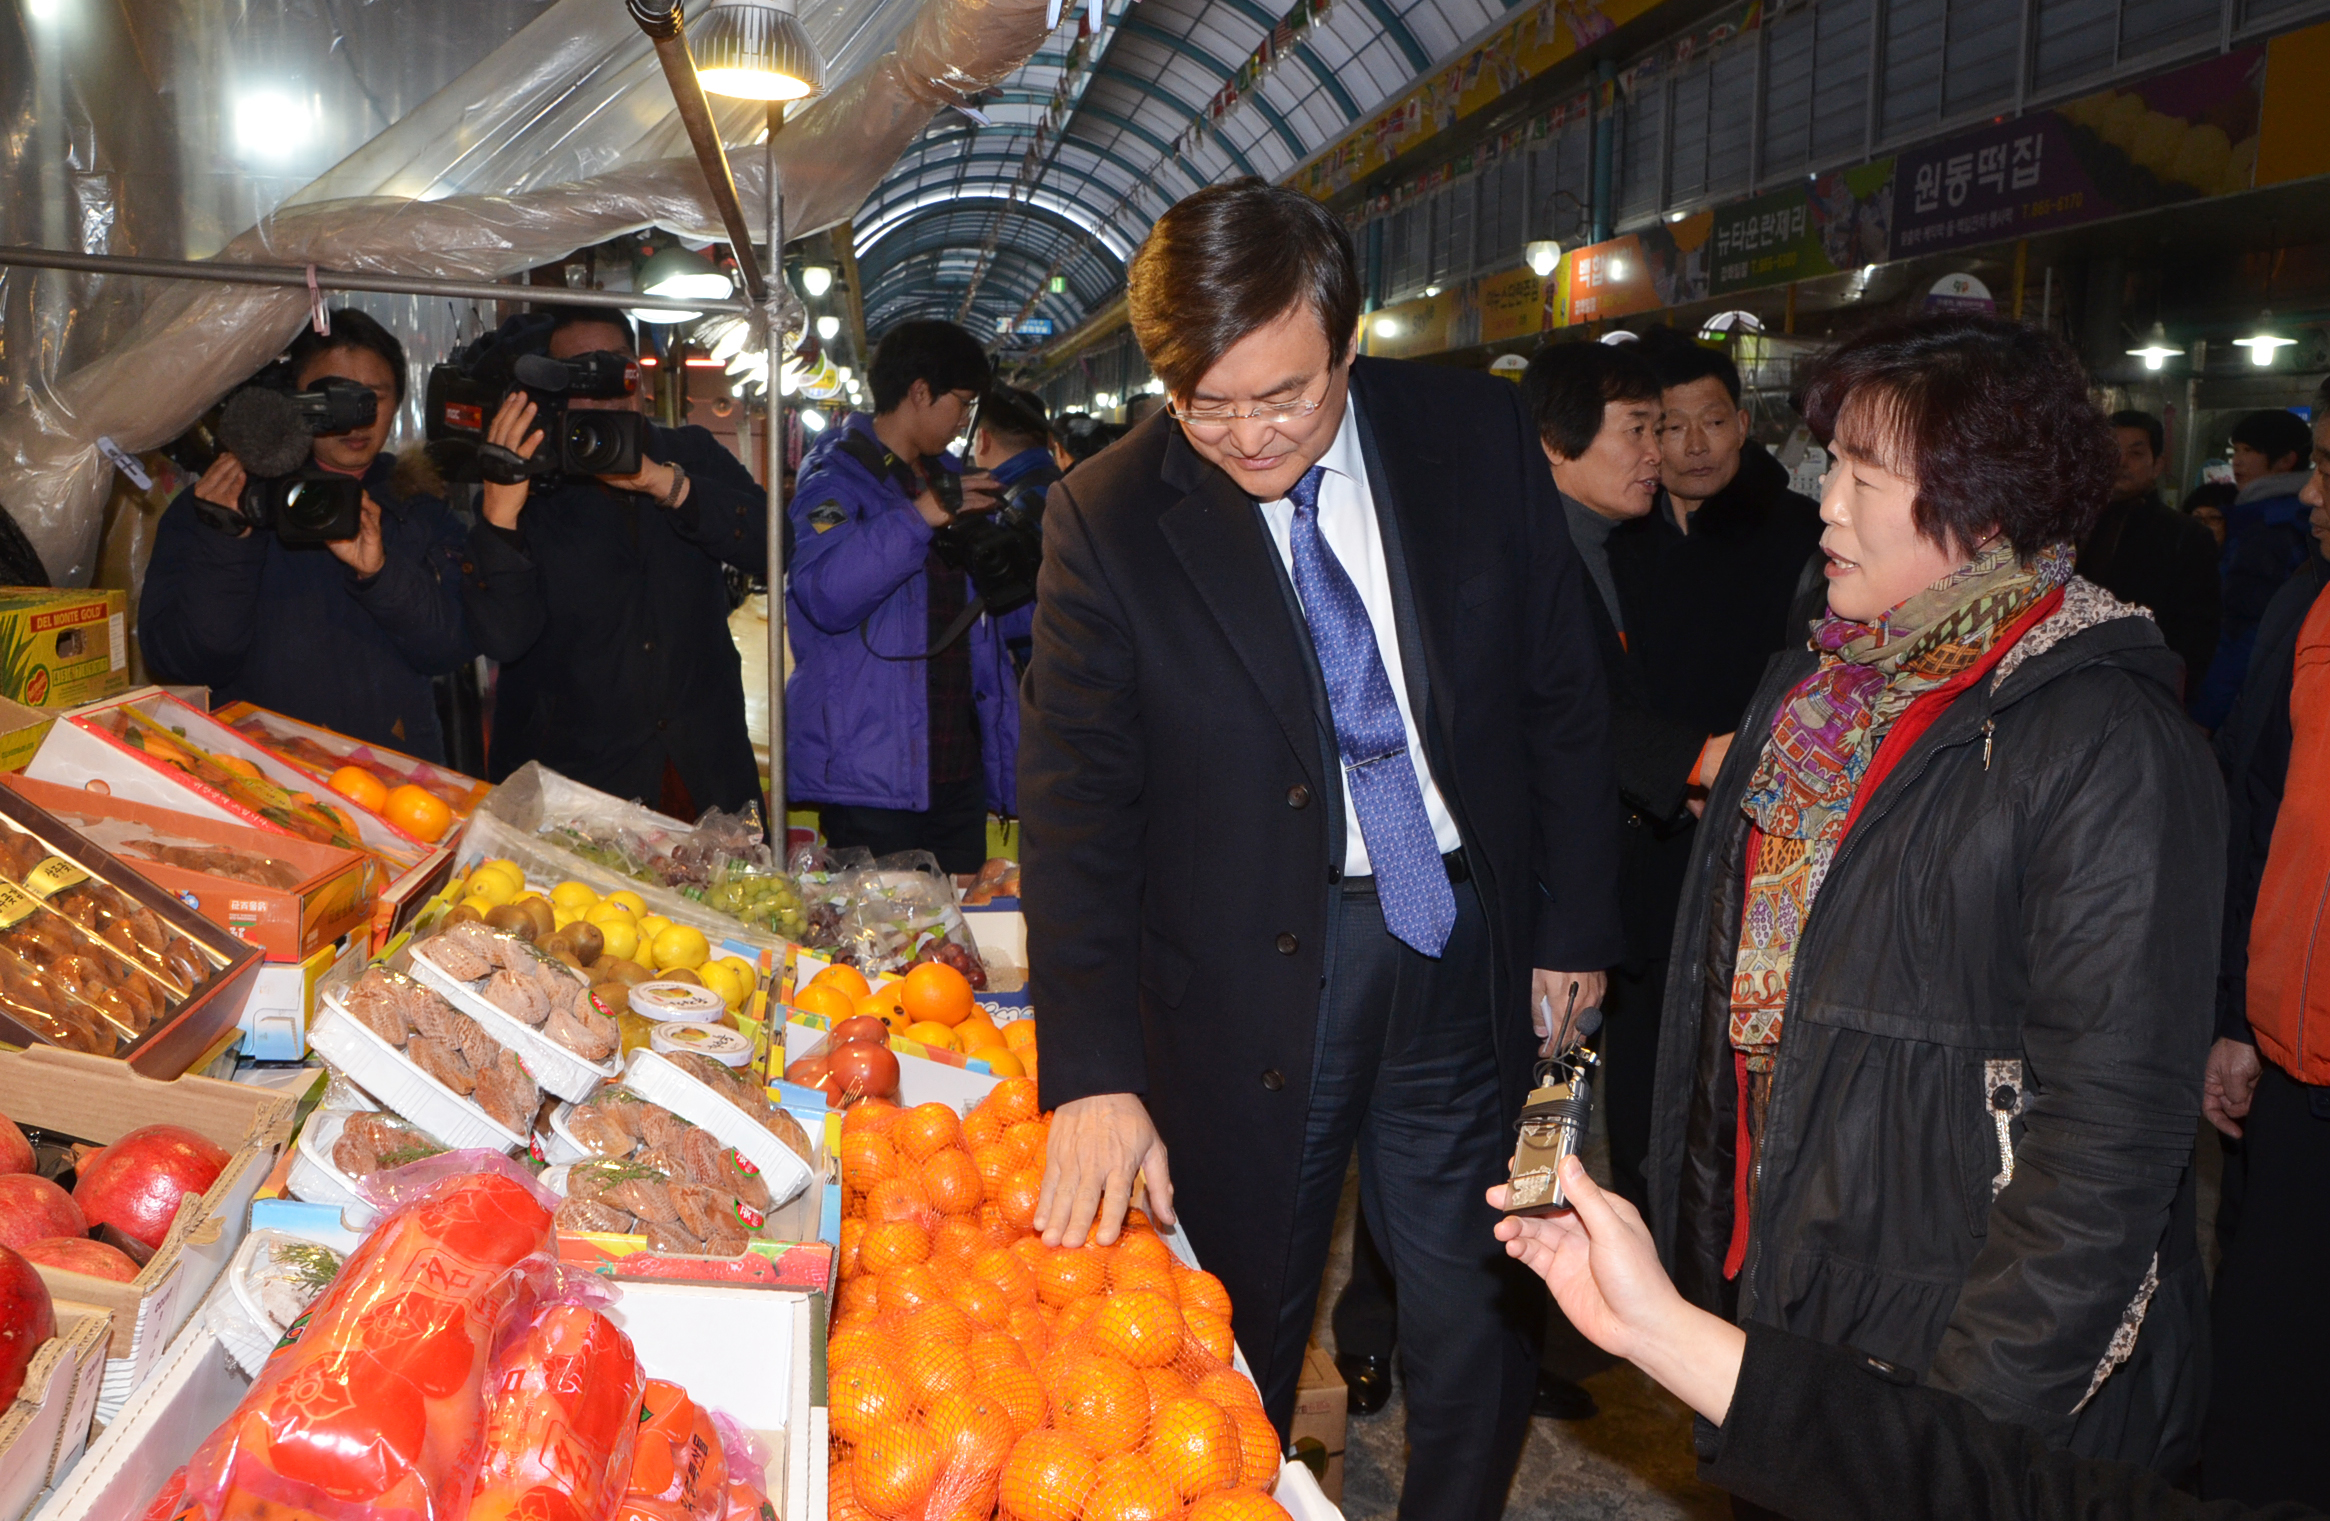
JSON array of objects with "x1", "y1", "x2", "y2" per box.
[{"x1": 1728, "y1": 540, "x2": 2073, "y2": 1068}]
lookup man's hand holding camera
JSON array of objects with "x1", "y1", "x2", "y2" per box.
[
  {"x1": 914, "y1": 471, "x2": 1002, "y2": 528},
  {"x1": 480, "y1": 390, "x2": 688, "y2": 526},
  {"x1": 194, "y1": 448, "x2": 383, "y2": 575}
]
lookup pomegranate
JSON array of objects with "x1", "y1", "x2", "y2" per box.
[
  {"x1": 826, "y1": 1038, "x2": 901, "y2": 1106},
  {"x1": 0, "y1": 1175, "x2": 86, "y2": 1252},
  {"x1": 0, "y1": 1244, "x2": 55, "y2": 1403},
  {"x1": 0, "y1": 1114, "x2": 33, "y2": 1177},
  {"x1": 20, "y1": 1236, "x2": 140, "y2": 1283},
  {"x1": 73, "y1": 1125, "x2": 230, "y2": 1252}
]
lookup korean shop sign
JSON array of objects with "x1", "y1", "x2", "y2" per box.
[{"x1": 1709, "y1": 159, "x2": 1895, "y2": 297}]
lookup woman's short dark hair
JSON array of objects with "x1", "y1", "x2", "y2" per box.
[
  {"x1": 1798, "y1": 314, "x2": 2115, "y2": 558},
  {"x1": 1522, "y1": 341, "x2": 1662, "y2": 459},
  {"x1": 1127, "y1": 179, "x2": 1362, "y2": 398},
  {"x1": 288, "y1": 309, "x2": 409, "y2": 401},
  {"x1": 869, "y1": 319, "x2": 991, "y2": 414}
]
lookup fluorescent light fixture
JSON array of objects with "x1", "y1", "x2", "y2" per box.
[
  {"x1": 1667, "y1": 210, "x2": 1688, "y2": 223},
  {"x1": 799, "y1": 265, "x2": 834, "y2": 298},
  {"x1": 815, "y1": 315, "x2": 841, "y2": 341},
  {"x1": 692, "y1": 0, "x2": 825, "y2": 101},
  {"x1": 1374, "y1": 315, "x2": 1401, "y2": 339},
  {"x1": 1423, "y1": 284, "x2": 1442, "y2": 298},
  {"x1": 234, "y1": 92, "x2": 312, "y2": 161},
  {"x1": 1525, "y1": 240, "x2": 1562, "y2": 278},
  {"x1": 798, "y1": 407, "x2": 827, "y2": 432},
  {"x1": 2126, "y1": 323, "x2": 2179, "y2": 371},
  {"x1": 636, "y1": 246, "x2": 733, "y2": 324}
]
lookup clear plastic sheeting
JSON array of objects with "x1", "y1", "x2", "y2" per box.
[{"x1": 0, "y1": 0, "x2": 1050, "y2": 585}]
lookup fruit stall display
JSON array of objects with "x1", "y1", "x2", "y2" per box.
[
  {"x1": 784, "y1": 959, "x2": 1038, "y2": 1106},
  {"x1": 830, "y1": 1079, "x2": 1293, "y2": 1521}
]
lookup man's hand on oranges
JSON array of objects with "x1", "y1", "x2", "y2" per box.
[
  {"x1": 325, "y1": 494, "x2": 386, "y2": 578},
  {"x1": 1036, "y1": 1092, "x2": 1175, "y2": 1249},
  {"x1": 480, "y1": 392, "x2": 542, "y2": 529},
  {"x1": 1532, "y1": 968, "x2": 1608, "y2": 1056}
]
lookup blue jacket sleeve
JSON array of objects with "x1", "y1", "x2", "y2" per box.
[
  {"x1": 787, "y1": 460, "x2": 934, "y2": 635},
  {"x1": 345, "y1": 497, "x2": 474, "y2": 676},
  {"x1": 137, "y1": 489, "x2": 268, "y2": 688},
  {"x1": 659, "y1": 427, "x2": 769, "y2": 575}
]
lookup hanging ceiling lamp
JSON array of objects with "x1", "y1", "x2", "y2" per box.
[
  {"x1": 2126, "y1": 322, "x2": 2180, "y2": 371},
  {"x1": 2232, "y1": 313, "x2": 2296, "y2": 368},
  {"x1": 693, "y1": 0, "x2": 826, "y2": 101},
  {"x1": 635, "y1": 245, "x2": 734, "y2": 324}
]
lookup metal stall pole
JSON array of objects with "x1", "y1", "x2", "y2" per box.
[{"x1": 765, "y1": 100, "x2": 788, "y2": 841}]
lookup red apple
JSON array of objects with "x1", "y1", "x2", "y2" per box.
[
  {"x1": 0, "y1": 1175, "x2": 85, "y2": 1252},
  {"x1": 72, "y1": 1126, "x2": 229, "y2": 1252},
  {"x1": 0, "y1": 1115, "x2": 33, "y2": 1177},
  {"x1": 0, "y1": 1245, "x2": 54, "y2": 1403},
  {"x1": 19, "y1": 1237, "x2": 139, "y2": 1283},
  {"x1": 830, "y1": 1015, "x2": 890, "y2": 1047}
]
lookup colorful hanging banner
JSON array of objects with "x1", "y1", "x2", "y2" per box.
[{"x1": 1708, "y1": 159, "x2": 1895, "y2": 296}]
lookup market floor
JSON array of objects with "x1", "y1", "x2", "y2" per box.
[{"x1": 1307, "y1": 1118, "x2": 1729, "y2": 1521}]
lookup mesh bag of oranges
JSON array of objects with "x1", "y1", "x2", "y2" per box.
[{"x1": 830, "y1": 1078, "x2": 1291, "y2": 1521}]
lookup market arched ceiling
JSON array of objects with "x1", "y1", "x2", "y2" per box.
[{"x1": 852, "y1": 0, "x2": 1514, "y2": 347}]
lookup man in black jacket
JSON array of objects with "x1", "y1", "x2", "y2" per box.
[
  {"x1": 2079, "y1": 409, "x2": 2221, "y2": 703},
  {"x1": 467, "y1": 308, "x2": 768, "y2": 819},
  {"x1": 1019, "y1": 180, "x2": 1622, "y2": 1521}
]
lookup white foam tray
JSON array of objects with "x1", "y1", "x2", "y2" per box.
[
  {"x1": 309, "y1": 989, "x2": 527, "y2": 1154},
  {"x1": 535, "y1": 1102, "x2": 591, "y2": 1165},
  {"x1": 284, "y1": 1112, "x2": 375, "y2": 1233},
  {"x1": 201, "y1": 1229, "x2": 341, "y2": 1380},
  {"x1": 407, "y1": 937, "x2": 620, "y2": 1103},
  {"x1": 621, "y1": 1049, "x2": 813, "y2": 1210}
]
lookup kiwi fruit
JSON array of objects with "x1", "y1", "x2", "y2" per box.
[
  {"x1": 565, "y1": 922, "x2": 604, "y2": 967},
  {"x1": 601, "y1": 958, "x2": 654, "y2": 987},
  {"x1": 656, "y1": 967, "x2": 704, "y2": 988},
  {"x1": 591, "y1": 982, "x2": 631, "y2": 1017},
  {"x1": 539, "y1": 930, "x2": 578, "y2": 961},
  {"x1": 484, "y1": 903, "x2": 537, "y2": 941},
  {"x1": 548, "y1": 949, "x2": 586, "y2": 972},
  {"x1": 514, "y1": 896, "x2": 556, "y2": 940},
  {"x1": 442, "y1": 903, "x2": 483, "y2": 928}
]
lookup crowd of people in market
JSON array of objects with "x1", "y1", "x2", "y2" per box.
[{"x1": 132, "y1": 175, "x2": 2330, "y2": 1521}]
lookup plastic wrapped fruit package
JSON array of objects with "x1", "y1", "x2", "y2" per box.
[
  {"x1": 0, "y1": 864, "x2": 194, "y2": 1055},
  {"x1": 50, "y1": 810, "x2": 304, "y2": 890},
  {"x1": 467, "y1": 1300, "x2": 646, "y2": 1521},
  {"x1": 172, "y1": 1153, "x2": 557, "y2": 1521},
  {"x1": 617, "y1": 1378, "x2": 730, "y2": 1521},
  {"x1": 0, "y1": 814, "x2": 221, "y2": 993}
]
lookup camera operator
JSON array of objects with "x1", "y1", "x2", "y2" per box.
[
  {"x1": 140, "y1": 310, "x2": 487, "y2": 763},
  {"x1": 463, "y1": 307, "x2": 767, "y2": 821},
  {"x1": 785, "y1": 318, "x2": 1021, "y2": 873},
  {"x1": 971, "y1": 386, "x2": 1055, "y2": 675}
]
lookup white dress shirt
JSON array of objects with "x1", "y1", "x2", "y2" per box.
[{"x1": 1257, "y1": 396, "x2": 1464, "y2": 878}]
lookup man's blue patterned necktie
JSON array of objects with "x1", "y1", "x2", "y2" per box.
[{"x1": 1284, "y1": 465, "x2": 1456, "y2": 956}]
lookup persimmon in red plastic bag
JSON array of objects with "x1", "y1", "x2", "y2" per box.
[
  {"x1": 175, "y1": 1162, "x2": 555, "y2": 1521},
  {"x1": 468, "y1": 1303, "x2": 646, "y2": 1521},
  {"x1": 616, "y1": 1380, "x2": 728, "y2": 1521}
]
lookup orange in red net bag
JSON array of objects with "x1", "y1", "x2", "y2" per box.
[
  {"x1": 616, "y1": 1379, "x2": 728, "y2": 1521},
  {"x1": 171, "y1": 1155, "x2": 558, "y2": 1521},
  {"x1": 468, "y1": 1301, "x2": 647, "y2": 1521}
]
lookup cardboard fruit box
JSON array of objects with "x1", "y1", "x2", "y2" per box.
[
  {"x1": 0, "y1": 592, "x2": 128, "y2": 712},
  {"x1": 33, "y1": 1240, "x2": 826, "y2": 1521},
  {"x1": 0, "y1": 1047, "x2": 296, "y2": 1423},
  {"x1": 0, "y1": 776, "x2": 372, "y2": 964},
  {"x1": 210, "y1": 703, "x2": 490, "y2": 818},
  {"x1": 0, "y1": 783, "x2": 264, "y2": 1077},
  {"x1": 0, "y1": 1308, "x2": 109, "y2": 1521}
]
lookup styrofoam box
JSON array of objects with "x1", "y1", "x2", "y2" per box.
[
  {"x1": 308, "y1": 988, "x2": 527, "y2": 1154},
  {"x1": 33, "y1": 1258, "x2": 824, "y2": 1521},
  {"x1": 407, "y1": 938, "x2": 621, "y2": 1102},
  {"x1": 622, "y1": 1050, "x2": 814, "y2": 1209}
]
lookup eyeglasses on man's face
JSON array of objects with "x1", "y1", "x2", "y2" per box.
[{"x1": 1167, "y1": 374, "x2": 1333, "y2": 433}]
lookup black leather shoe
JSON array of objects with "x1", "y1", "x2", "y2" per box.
[
  {"x1": 1336, "y1": 1353, "x2": 1391, "y2": 1416},
  {"x1": 1532, "y1": 1370, "x2": 1598, "y2": 1421}
]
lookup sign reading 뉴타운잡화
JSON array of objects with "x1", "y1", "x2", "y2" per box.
[
  {"x1": 1889, "y1": 46, "x2": 2262, "y2": 257},
  {"x1": 1709, "y1": 160, "x2": 1895, "y2": 296}
]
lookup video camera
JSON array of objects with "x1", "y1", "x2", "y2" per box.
[
  {"x1": 425, "y1": 328, "x2": 644, "y2": 484},
  {"x1": 926, "y1": 447, "x2": 1044, "y2": 617},
  {"x1": 166, "y1": 378, "x2": 379, "y2": 546}
]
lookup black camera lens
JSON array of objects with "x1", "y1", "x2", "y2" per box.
[
  {"x1": 559, "y1": 410, "x2": 642, "y2": 477},
  {"x1": 264, "y1": 473, "x2": 366, "y2": 546}
]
